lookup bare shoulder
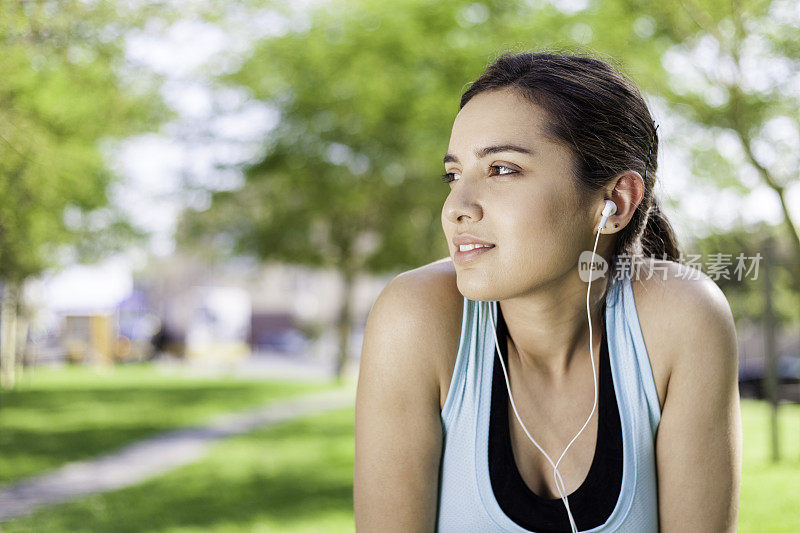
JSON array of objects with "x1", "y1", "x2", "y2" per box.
[
  {"x1": 355, "y1": 257, "x2": 463, "y2": 530},
  {"x1": 379, "y1": 257, "x2": 464, "y2": 410},
  {"x1": 635, "y1": 261, "x2": 741, "y2": 531},
  {"x1": 630, "y1": 258, "x2": 737, "y2": 411},
  {"x1": 388, "y1": 257, "x2": 462, "y2": 317}
]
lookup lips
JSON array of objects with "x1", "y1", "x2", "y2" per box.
[{"x1": 453, "y1": 242, "x2": 495, "y2": 264}]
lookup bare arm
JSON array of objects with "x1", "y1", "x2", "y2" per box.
[
  {"x1": 656, "y1": 276, "x2": 742, "y2": 532},
  {"x1": 354, "y1": 273, "x2": 446, "y2": 532}
]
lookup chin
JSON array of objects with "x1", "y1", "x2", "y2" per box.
[{"x1": 455, "y1": 271, "x2": 504, "y2": 302}]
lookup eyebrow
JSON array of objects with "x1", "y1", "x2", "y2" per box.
[{"x1": 442, "y1": 144, "x2": 534, "y2": 164}]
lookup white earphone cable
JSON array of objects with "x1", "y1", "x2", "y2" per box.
[{"x1": 487, "y1": 220, "x2": 605, "y2": 533}]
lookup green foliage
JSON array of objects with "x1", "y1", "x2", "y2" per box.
[
  {"x1": 625, "y1": 0, "x2": 800, "y2": 325},
  {"x1": 185, "y1": 0, "x2": 800, "y2": 276},
  {"x1": 0, "y1": 0, "x2": 172, "y2": 282},
  {"x1": 182, "y1": 0, "x2": 662, "y2": 274},
  {"x1": 630, "y1": 0, "x2": 799, "y2": 200}
]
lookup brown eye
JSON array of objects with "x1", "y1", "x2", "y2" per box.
[{"x1": 489, "y1": 165, "x2": 517, "y2": 176}]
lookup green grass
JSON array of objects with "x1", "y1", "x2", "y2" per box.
[
  {"x1": 0, "y1": 363, "x2": 342, "y2": 487},
  {"x1": 739, "y1": 399, "x2": 800, "y2": 533},
  {"x1": 3, "y1": 406, "x2": 357, "y2": 533},
  {"x1": 2, "y1": 375, "x2": 798, "y2": 532}
]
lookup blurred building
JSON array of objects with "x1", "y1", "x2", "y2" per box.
[
  {"x1": 142, "y1": 253, "x2": 389, "y2": 364},
  {"x1": 10, "y1": 253, "x2": 800, "y2": 398},
  {"x1": 22, "y1": 258, "x2": 146, "y2": 365},
  {"x1": 736, "y1": 321, "x2": 800, "y2": 402}
]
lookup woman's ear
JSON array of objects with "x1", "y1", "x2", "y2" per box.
[{"x1": 601, "y1": 170, "x2": 645, "y2": 233}]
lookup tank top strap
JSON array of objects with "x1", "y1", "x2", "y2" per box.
[
  {"x1": 606, "y1": 274, "x2": 662, "y2": 435},
  {"x1": 441, "y1": 296, "x2": 480, "y2": 429}
]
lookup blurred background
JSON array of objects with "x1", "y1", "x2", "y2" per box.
[{"x1": 0, "y1": 0, "x2": 798, "y2": 531}]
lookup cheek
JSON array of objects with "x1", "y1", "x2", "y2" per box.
[
  {"x1": 499, "y1": 196, "x2": 585, "y2": 262},
  {"x1": 505, "y1": 193, "x2": 572, "y2": 239}
]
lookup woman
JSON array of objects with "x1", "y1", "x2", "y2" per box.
[{"x1": 354, "y1": 52, "x2": 741, "y2": 532}]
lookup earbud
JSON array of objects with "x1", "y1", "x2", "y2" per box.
[{"x1": 599, "y1": 199, "x2": 617, "y2": 231}]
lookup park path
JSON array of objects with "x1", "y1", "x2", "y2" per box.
[{"x1": 0, "y1": 385, "x2": 356, "y2": 522}]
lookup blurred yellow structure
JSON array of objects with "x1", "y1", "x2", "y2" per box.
[{"x1": 64, "y1": 313, "x2": 115, "y2": 364}]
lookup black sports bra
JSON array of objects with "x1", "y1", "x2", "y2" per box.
[{"x1": 488, "y1": 302, "x2": 623, "y2": 532}]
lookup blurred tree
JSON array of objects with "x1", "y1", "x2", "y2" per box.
[
  {"x1": 178, "y1": 0, "x2": 601, "y2": 381},
  {"x1": 0, "y1": 0, "x2": 172, "y2": 390},
  {"x1": 691, "y1": 222, "x2": 798, "y2": 325},
  {"x1": 619, "y1": 0, "x2": 800, "y2": 459},
  {"x1": 625, "y1": 0, "x2": 800, "y2": 315}
]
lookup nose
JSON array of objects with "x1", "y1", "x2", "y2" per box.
[{"x1": 443, "y1": 176, "x2": 483, "y2": 224}]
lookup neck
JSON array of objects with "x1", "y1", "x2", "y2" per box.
[{"x1": 497, "y1": 271, "x2": 609, "y2": 379}]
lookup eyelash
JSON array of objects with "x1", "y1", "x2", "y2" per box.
[{"x1": 440, "y1": 165, "x2": 517, "y2": 184}]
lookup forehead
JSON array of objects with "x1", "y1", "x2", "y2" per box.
[{"x1": 449, "y1": 87, "x2": 549, "y2": 150}]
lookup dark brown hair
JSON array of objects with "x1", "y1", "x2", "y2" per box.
[{"x1": 460, "y1": 51, "x2": 681, "y2": 275}]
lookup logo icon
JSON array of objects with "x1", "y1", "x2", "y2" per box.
[{"x1": 578, "y1": 251, "x2": 608, "y2": 282}]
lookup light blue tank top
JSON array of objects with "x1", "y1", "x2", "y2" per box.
[{"x1": 437, "y1": 275, "x2": 662, "y2": 532}]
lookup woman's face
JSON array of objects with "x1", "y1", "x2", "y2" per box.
[{"x1": 441, "y1": 87, "x2": 595, "y2": 301}]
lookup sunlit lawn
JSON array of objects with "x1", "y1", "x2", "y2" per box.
[
  {"x1": 0, "y1": 362, "x2": 342, "y2": 487},
  {"x1": 3, "y1": 406, "x2": 356, "y2": 533},
  {"x1": 738, "y1": 399, "x2": 800, "y2": 533},
  {"x1": 2, "y1": 374, "x2": 798, "y2": 532}
]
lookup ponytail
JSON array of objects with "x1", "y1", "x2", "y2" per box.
[{"x1": 640, "y1": 197, "x2": 681, "y2": 262}]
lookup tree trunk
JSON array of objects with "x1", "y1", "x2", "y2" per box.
[
  {"x1": 334, "y1": 266, "x2": 355, "y2": 385},
  {"x1": 0, "y1": 281, "x2": 20, "y2": 391},
  {"x1": 15, "y1": 312, "x2": 28, "y2": 384},
  {"x1": 761, "y1": 236, "x2": 779, "y2": 462}
]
